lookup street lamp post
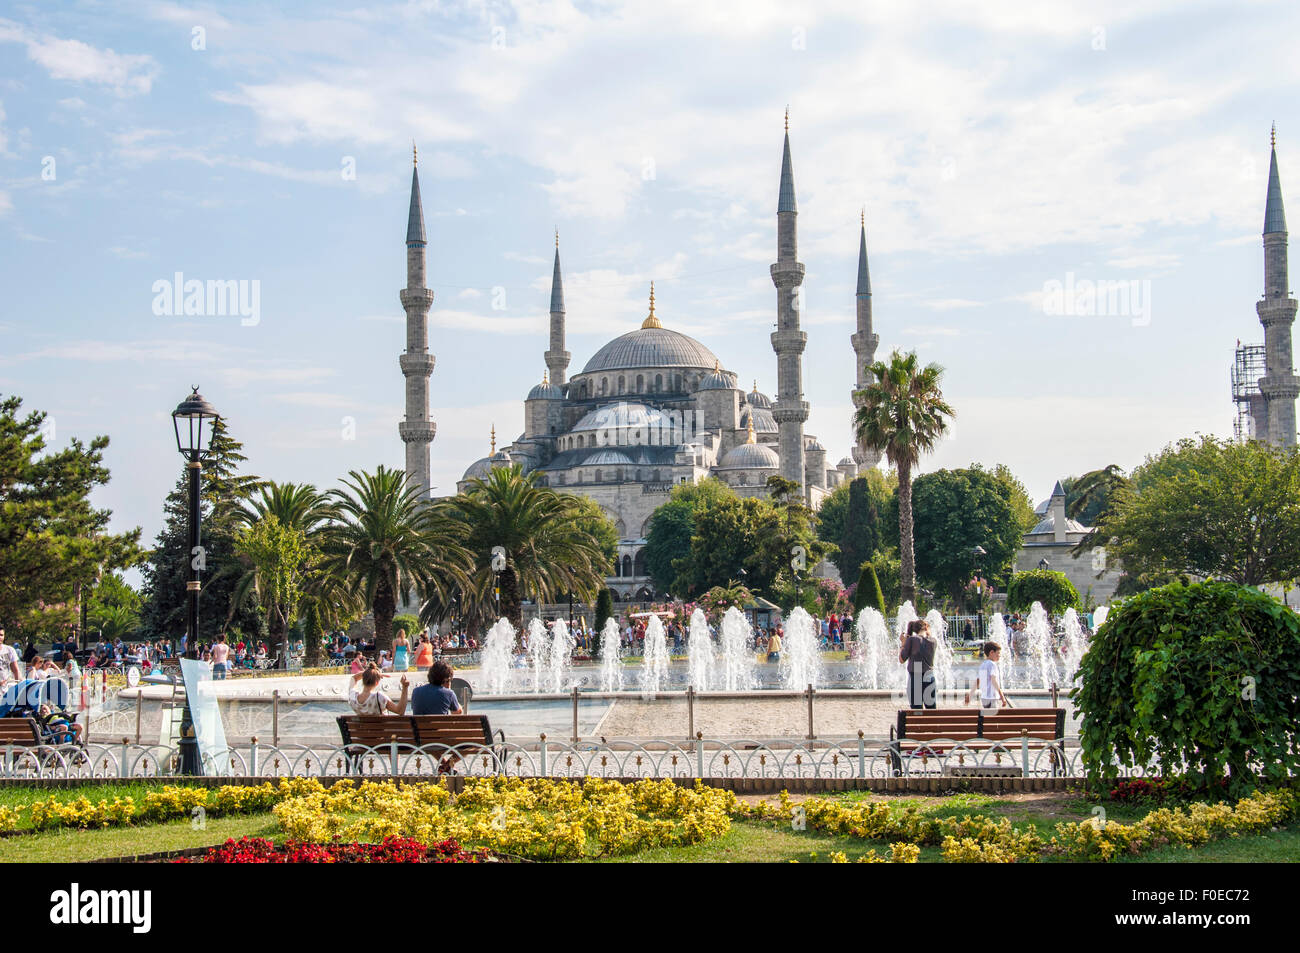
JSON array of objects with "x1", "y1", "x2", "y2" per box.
[
  {"x1": 171, "y1": 387, "x2": 220, "y2": 776},
  {"x1": 972, "y1": 545, "x2": 988, "y2": 641}
]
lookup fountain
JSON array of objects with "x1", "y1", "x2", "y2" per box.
[
  {"x1": 526, "y1": 618, "x2": 548, "y2": 693},
  {"x1": 546, "y1": 619, "x2": 575, "y2": 692},
  {"x1": 780, "y1": 607, "x2": 822, "y2": 690},
  {"x1": 925, "y1": 609, "x2": 956, "y2": 693},
  {"x1": 893, "y1": 600, "x2": 918, "y2": 639},
  {"x1": 853, "y1": 607, "x2": 892, "y2": 690},
  {"x1": 640, "y1": 615, "x2": 670, "y2": 694},
  {"x1": 717, "y1": 606, "x2": 757, "y2": 691},
  {"x1": 480, "y1": 619, "x2": 516, "y2": 695},
  {"x1": 1023, "y1": 602, "x2": 1056, "y2": 692},
  {"x1": 686, "y1": 608, "x2": 717, "y2": 692},
  {"x1": 1093, "y1": 605, "x2": 1110, "y2": 629},
  {"x1": 1059, "y1": 608, "x2": 1089, "y2": 692},
  {"x1": 598, "y1": 618, "x2": 623, "y2": 692}
]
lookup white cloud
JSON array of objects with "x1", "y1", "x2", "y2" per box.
[{"x1": 0, "y1": 19, "x2": 159, "y2": 95}]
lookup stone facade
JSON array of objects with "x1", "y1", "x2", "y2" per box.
[{"x1": 1014, "y1": 481, "x2": 1123, "y2": 606}]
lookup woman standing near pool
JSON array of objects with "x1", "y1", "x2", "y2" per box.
[{"x1": 393, "y1": 629, "x2": 411, "y2": 672}]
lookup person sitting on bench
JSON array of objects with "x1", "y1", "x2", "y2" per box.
[
  {"x1": 36, "y1": 703, "x2": 81, "y2": 745},
  {"x1": 348, "y1": 664, "x2": 409, "y2": 715},
  {"x1": 412, "y1": 661, "x2": 463, "y2": 716}
]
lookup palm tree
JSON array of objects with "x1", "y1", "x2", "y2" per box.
[
  {"x1": 1068, "y1": 464, "x2": 1129, "y2": 558},
  {"x1": 439, "y1": 465, "x2": 614, "y2": 634},
  {"x1": 853, "y1": 350, "x2": 955, "y2": 604},
  {"x1": 323, "y1": 467, "x2": 468, "y2": 655},
  {"x1": 228, "y1": 482, "x2": 335, "y2": 665}
]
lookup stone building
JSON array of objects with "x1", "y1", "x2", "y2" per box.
[
  {"x1": 430, "y1": 117, "x2": 879, "y2": 602},
  {"x1": 1014, "y1": 481, "x2": 1123, "y2": 606}
]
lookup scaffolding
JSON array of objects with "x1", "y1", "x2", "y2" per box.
[{"x1": 1232, "y1": 342, "x2": 1267, "y2": 441}]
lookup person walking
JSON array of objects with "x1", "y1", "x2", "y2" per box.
[
  {"x1": 899, "y1": 619, "x2": 937, "y2": 710},
  {"x1": 965, "y1": 641, "x2": 1012, "y2": 710},
  {"x1": 211, "y1": 633, "x2": 231, "y2": 680}
]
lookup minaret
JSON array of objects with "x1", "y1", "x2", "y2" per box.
[
  {"x1": 770, "y1": 108, "x2": 808, "y2": 495},
  {"x1": 851, "y1": 209, "x2": 881, "y2": 468},
  {"x1": 1257, "y1": 124, "x2": 1300, "y2": 448},
  {"x1": 544, "y1": 230, "x2": 570, "y2": 386},
  {"x1": 399, "y1": 145, "x2": 436, "y2": 498}
]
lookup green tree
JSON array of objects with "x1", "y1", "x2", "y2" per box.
[
  {"x1": 1101, "y1": 437, "x2": 1300, "y2": 585},
  {"x1": 233, "y1": 515, "x2": 313, "y2": 659},
  {"x1": 852, "y1": 351, "x2": 955, "y2": 604},
  {"x1": 592, "y1": 588, "x2": 615, "y2": 656},
  {"x1": 0, "y1": 394, "x2": 142, "y2": 639},
  {"x1": 817, "y1": 471, "x2": 895, "y2": 581},
  {"x1": 1075, "y1": 581, "x2": 1300, "y2": 796},
  {"x1": 1006, "y1": 569, "x2": 1080, "y2": 614},
  {"x1": 643, "y1": 479, "x2": 732, "y2": 596},
  {"x1": 675, "y1": 495, "x2": 768, "y2": 596},
  {"x1": 324, "y1": 466, "x2": 464, "y2": 655},
  {"x1": 911, "y1": 465, "x2": 1035, "y2": 601},
  {"x1": 440, "y1": 465, "x2": 612, "y2": 635},
  {"x1": 853, "y1": 563, "x2": 887, "y2": 616},
  {"x1": 230, "y1": 482, "x2": 336, "y2": 663}
]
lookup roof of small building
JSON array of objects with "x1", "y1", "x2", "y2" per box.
[{"x1": 718, "y1": 441, "x2": 780, "y2": 470}]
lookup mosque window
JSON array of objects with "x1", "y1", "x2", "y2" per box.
[
  {"x1": 595, "y1": 469, "x2": 603, "y2": 483},
  {"x1": 617, "y1": 376, "x2": 625, "y2": 394},
  {"x1": 636, "y1": 374, "x2": 644, "y2": 391},
  {"x1": 613, "y1": 558, "x2": 621, "y2": 578},
  {"x1": 622, "y1": 555, "x2": 633, "y2": 577},
  {"x1": 633, "y1": 550, "x2": 646, "y2": 577}
]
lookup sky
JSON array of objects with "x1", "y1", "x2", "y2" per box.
[{"x1": 1, "y1": 0, "x2": 1297, "y2": 571}]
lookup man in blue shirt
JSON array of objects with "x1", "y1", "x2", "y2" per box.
[{"x1": 412, "y1": 660, "x2": 463, "y2": 715}]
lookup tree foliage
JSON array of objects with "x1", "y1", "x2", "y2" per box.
[
  {"x1": 0, "y1": 394, "x2": 142, "y2": 637},
  {"x1": 816, "y1": 471, "x2": 894, "y2": 581},
  {"x1": 1006, "y1": 569, "x2": 1080, "y2": 614},
  {"x1": 643, "y1": 479, "x2": 731, "y2": 596},
  {"x1": 1075, "y1": 581, "x2": 1300, "y2": 796},
  {"x1": 911, "y1": 464, "x2": 1036, "y2": 601},
  {"x1": 1100, "y1": 437, "x2": 1300, "y2": 585}
]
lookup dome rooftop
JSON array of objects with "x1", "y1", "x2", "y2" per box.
[
  {"x1": 696, "y1": 361, "x2": 732, "y2": 391},
  {"x1": 746, "y1": 383, "x2": 772, "y2": 409},
  {"x1": 739, "y1": 406, "x2": 778, "y2": 433},
  {"x1": 718, "y1": 441, "x2": 780, "y2": 470},
  {"x1": 581, "y1": 326, "x2": 721, "y2": 375},
  {"x1": 527, "y1": 373, "x2": 563, "y2": 400}
]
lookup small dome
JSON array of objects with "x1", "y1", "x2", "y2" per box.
[
  {"x1": 1029, "y1": 511, "x2": 1090, "y2": 535},
  {"x1": 740, "y1": 406, "x2": 778, "y2": 433},
  {"x1": 527, "y1": 381, "x2": 563, "y2": 400},
  {"x1": 838, "y1": 456, "x2": 855, "y2": 467},
  {"x1": 461, "y1": 457, "x2": 493, "y2": 482},
  {"x1": 718, "y1": 441, "x2": 780, "y2": 470},
  {"x1": 696, "y1": 363, "x2": 732, "y2": 391},
  {"x1": 805, "y1": 436, "x2": 826, "y2": 452},
  {"x1": 746, "y1": 385, "x2": 773, "y2": 409}
]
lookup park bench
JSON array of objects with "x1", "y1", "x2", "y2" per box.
[
  {"x1": 336, "y1": 714, "x2": 504, "y2": 773},
  {"x1": 890, "y1": 708, "x2": 1066, "y2": 776}
]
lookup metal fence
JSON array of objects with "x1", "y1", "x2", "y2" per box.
[{"x1": 0, "y1": 736, "x2": 1156, "y2": 782}]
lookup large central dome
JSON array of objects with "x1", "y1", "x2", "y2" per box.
[{"x1": 581, "y1": 326, "x2": 720, "y2": 374}]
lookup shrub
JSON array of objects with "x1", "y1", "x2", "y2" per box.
[
  {"x1": 1075, "y1": 581, "x2": 1300, "y2": 797},
  {"x1": 1006, "y1": 569, "x2": 1079, "y2": 614},
  {"x1": 853, "y1": 563, "x2": 887, "y2": 617},
  {"x1": 392, "y1": 614, "x2": 421, "y2": 638}
]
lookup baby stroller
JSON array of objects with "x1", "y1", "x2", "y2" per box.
[{"x1": 1, "y1": 679, "x2": 82, "y2": 746}]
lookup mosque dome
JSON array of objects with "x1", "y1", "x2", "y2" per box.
[
  {"x1": 696, "y1": 362, "x2": 733, "y2": 391},
  {"x1": 838, "y1": 456, "x2": 855, "y2": 466},
  {"x1": 719, "y1": 441, "x2": 780, "y2": 470},
  {"x1": 527, "y1": 375, "x2": 563, "y2": 400},
  {"x1": 745, "y1": 384, "x2": 773, "y2": 409},
  {"x1": 582, "y1": 326, "x2": 720, "y2": 375},
  {"x1": 739, "y1": 405, "x2": 778, "y2": 433}
]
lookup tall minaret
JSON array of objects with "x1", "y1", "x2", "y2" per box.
[
  {"x1": 851, "y1": 209, "x2": 881, "y2": 468},
  {"x1": 544, "y1": 230, "x2": 570, "y2": 386},
  {"x1": 770, "y1": 108, "x2": 808, "y2": 495},
  {"x1": 1257, "y1": 124, "x2": 1299, "y2": 448},
  {"x1": 399, "y1": 145, "x2": 436, "y2": 498}
]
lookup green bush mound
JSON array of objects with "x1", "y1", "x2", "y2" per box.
[
  {"x1": 1006, "y1": 569, "x2": 1079, "y2": 614},
  {"x1": 1076, "y1": 581, "x2": 1300, "y2": 797}
]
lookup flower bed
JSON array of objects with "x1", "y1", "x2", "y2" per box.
[
  {"x1": 175, "y1": 835, "x2": 493, "y2": 864},
  {"x1": 740, "y1": 788, "x2": 1300, "y2": 862}
]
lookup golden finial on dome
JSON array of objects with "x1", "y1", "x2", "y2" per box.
[
  {"x1": 641, "y1": 281, "x2": 663, "y2": 329},
  {"x1": 753, "y1": 379, "x2": 758, "y2": 392},
  {"x1": 746, "y1": 415, "x2": 756, "y2": 444},
  {"x1": 542, "y1": 370, "x2": 549, "y2": 385},
  {"x1": 490, "y1": 425, "x2": 496, "y2": 455},
  {"x1": 714, "y1": 359, "x2": 720, "y2": 373}
]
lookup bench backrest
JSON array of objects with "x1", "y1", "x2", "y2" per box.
[
  {"x1": 896, "y1": 707, "x2": 1064, "y2": 742},
  {"x1": 337, "y1": 714, "x2": 494, "y2": 750}
]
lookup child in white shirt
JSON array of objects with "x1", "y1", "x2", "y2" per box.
[{"x1": 965, "y1": 641, "x2": 1011, "y2": 709}]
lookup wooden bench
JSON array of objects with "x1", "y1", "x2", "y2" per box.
[
  {"x1": 336, "y1": 715, "x2": 503, "y2": 773},
  {"x1": 890, "y1": 708, "x2": 1066, "y2": 776}
]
